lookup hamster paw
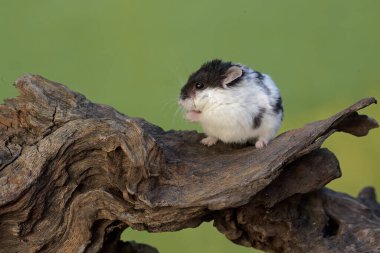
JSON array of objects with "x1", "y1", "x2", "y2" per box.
[
  {"x1": 201, "y1": 136, "x2": 218, "y2": 146},
  {"x1": 255, "y1": 139, "x2": 268, "y2": 149}
]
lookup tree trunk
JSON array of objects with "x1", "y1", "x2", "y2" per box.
[{"x1": 0, "y1": 75, "x2": 379, "y2": 253}]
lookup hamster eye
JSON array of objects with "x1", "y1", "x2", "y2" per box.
[{"x1": 195, "y1": 82, "x2": 204, "y2": 90}]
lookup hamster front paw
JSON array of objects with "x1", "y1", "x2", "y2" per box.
[
  {"x1": 201, "y1": 136, "x2": 218, "y2": 146},
  {"x1": 255, "y1": 139, "x2": 268, "y2": 149}
]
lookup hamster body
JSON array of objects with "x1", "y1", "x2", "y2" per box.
[{"x1": 179, "y1": 59, "x2": 283, "y2": 148}]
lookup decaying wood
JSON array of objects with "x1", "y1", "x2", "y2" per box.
[{"x1": 0, "y1": 75, "x2": 378, "y2": 253}]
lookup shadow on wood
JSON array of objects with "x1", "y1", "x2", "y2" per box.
[{"x1": 0, "y1": 75, "x2": 378, "y2": 252}]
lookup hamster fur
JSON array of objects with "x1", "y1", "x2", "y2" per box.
[{"x1": 179, "y1": 59, "x2": 283, "y2": 148}]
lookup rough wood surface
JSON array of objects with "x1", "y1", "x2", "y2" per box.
[{"x1": 0, "y1": 75, "x2": 378, "y2": 253}]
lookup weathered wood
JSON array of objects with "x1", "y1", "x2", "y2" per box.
[
  {"x1": 214, "y1": 160, "x2": 380, "y2": 253},
  {"x1": 0, "y1": 75, "x2": 378, "y2": 253}
]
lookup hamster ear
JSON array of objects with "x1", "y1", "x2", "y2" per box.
[{"x1": 222, "y1": 66, "x2": 243, "y2": 87}]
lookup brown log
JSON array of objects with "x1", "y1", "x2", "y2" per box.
[{"x1": 0, "y1": 75, "x2": 378, "y2": 253}]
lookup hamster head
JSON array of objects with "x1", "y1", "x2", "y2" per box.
[{"x1": 179, "y1": 59, "x2": 243, "y2": 113}]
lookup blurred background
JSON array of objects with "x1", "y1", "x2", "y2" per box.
[{"x1": 0, "y1": 1, "x2": 379, "y2": 252}]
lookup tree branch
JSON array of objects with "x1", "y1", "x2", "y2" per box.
[{"x1": 0, "y1": 75, "x2": 378, "y2": 252}]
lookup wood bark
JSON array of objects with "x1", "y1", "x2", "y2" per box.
[{"x1": 0, "y1": 75, "x2": 379, "y2": 253}]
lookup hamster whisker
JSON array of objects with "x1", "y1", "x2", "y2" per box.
[{"x1": 170, "y1": 106, "x2": 185, "y2": 127}]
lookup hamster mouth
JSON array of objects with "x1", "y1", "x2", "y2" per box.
[{"x1": 190, "y1": 109, "x2": 202, "y2": 113}]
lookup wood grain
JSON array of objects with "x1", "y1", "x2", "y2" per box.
[{"x1": 0, "y1": 75, "x2": 378, "y2": 252}]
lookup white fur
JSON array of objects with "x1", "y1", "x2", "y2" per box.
[{"x1": 180, "y1": 65, "x2": 282, "y2": 147}]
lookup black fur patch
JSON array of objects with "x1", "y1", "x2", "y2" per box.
[
  {"x1": 253, "y1": 107, "x2": 266, "y2": 129},
  {"x1": 253, "y1": 71, "x2": 271, "y2": 95},
  {"x1": 254, "y1": 71, "x2": 265, "y2": 81},
  {"x1": 273, "y1": 96, "x2": 283, "y2": 114},
  {"x1": 180, "y1": 59, "x2": 243, "y2": 99}
]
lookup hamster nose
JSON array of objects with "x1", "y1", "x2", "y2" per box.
[{"x1": 180, "y1": 93, "x2": 189, "y2": 100}]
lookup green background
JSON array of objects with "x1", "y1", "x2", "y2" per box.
[{"x1": 0, "y1": 1, "x2": 379, "y2": 252}]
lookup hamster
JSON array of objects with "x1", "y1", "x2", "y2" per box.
[{"x1": 178, "y1": 59, "x2": 283, "y2": 148}]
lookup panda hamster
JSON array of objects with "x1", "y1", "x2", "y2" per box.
[{"x1": 178, "y1": 59, "x2": 283, "y2": 148}]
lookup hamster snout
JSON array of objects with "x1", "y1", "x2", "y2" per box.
[{"x1": 179, "y1": 59, "x2": 283, "y2": 148}]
